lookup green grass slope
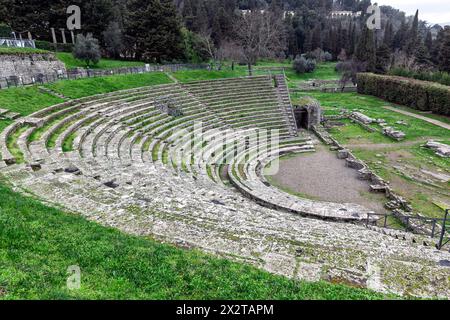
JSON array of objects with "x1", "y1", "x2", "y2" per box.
[
  {"x1": 56, "y1": 52, "x2": 145, "y2": 70},
  {"x1": 171, "y1": 61, "x2": 340, "y2": 84},
  {"x1": 45, "y1": 72, "x2": 173, "y2": 99},
  {"x1": 0, "y1": 183, "x2": 391, "y2": 300}
]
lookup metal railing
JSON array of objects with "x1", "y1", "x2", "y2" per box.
[
  {"x1": 0, "y1": 38, "x2": 35, "y2": 48},
  {"x1": 438, "y1": 209, "x2": 450, "y2": 250},
  {"x1": 366, "y1": 211, "x2": 449, "y2": 245}
]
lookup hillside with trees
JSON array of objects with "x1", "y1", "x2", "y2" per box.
[{"x1": 0, "y1": 0, "x2": 449, "y2": 79}]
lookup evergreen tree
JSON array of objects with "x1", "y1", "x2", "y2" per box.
[
  {"x1": 126, "y1": 0, "x2": 185, "y2": 62},
  {"x1": 355, "y1": 26, "x2": 376, "y2": 71},
  {"x1": 311, "y1": 25, "x2": 322, "y2": 51},
  {"x1": 393, "y1": 21, "x2": 408, "y2": 50},
  {"x1": 425, "y1": 31, "x2": 433, "y2": 52},
  {"x1": 414, "y1": 39, "x2": 431, "y2": 66},
  {"x1": 405, "y1": 10, "x2": 419, "y2": 55},
  {"x1": 375, "y1": 43, "x2": 391, "y2": 73},
  {"x1": 102, "y1": 21, "x2": 124, "y2": 59},
  {"x1": 303, "y1": 30, "x2": 313, "y2": 53},
  {"x1": 383, "y1": 21, "x2": 394, "y2": 48},
  {"x1": 438, "y1": 27, "x2": 450, "y2": 72},
  {"x1": 346, "y1": 21, "x2": 356, "y2": 56},
  {"x1": 182, "y1": 0, "x2": 195, "y2": 30}
]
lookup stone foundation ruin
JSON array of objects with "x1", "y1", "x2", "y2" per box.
[
  {"x1": 0, "y1": 53, "x2": 66, "y2": 86},
  {"x1": 293, "y1": 96, "x2": 322, "y2": 130}
]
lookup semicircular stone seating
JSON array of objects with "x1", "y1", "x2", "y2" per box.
[{"x1": 1, "y1": 75, "x2": 449, "y2": 297}]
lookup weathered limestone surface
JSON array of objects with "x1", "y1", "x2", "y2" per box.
[
  {"x1": 351, "y1": 112, "x2": 374, "y2": 124},
  {"x1": 383, "y1": 127, "x2": 406, "y2": 141},
  {"x1": 424, "y1": 140, "x2": 450, "y2": 158}
]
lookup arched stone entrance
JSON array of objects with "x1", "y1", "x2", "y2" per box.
[{"x1": 293, "y1": 96, "x2": 322, "y2": 130}]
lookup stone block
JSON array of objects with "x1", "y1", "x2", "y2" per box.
[{"x1": 337, "y1": 149, "x2": 349, "y2": 159}]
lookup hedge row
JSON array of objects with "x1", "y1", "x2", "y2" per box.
[
  {"x1": 35, "y1": 40, "x2": 74, "y2": 53},
  {"x1": 356, "y1": 73, "x2": 450, "y2": 115}
]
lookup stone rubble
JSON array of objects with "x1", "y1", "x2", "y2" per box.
[
  {"x1": 383, "y1": 127, "x2": 406, "y2": 141},
  {"x1": 423, "y1": 140, "x2": 450, "y2": 158}
]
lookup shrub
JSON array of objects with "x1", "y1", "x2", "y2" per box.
[
  {"x1": 357, "y1": 73, "x2": 450, "y2": 115},
  {"x1": 102, "y1": 21, "x2": 124, "y2": 59},
  {"x1": 293, "y1": 56, "x2": 316, "y2": 74},
  {"x1": 305, "y1": 48, "x2": 333, "y2": 62},
  {"x1": 323, "y1": 51, "x2": 333, "y2": 62},
  {"x1": 73, "y1": 33, "x2": 101, "y2": 67},
  {"x1": 337, "y1": 60, "x2": 366, "y2": 88}
]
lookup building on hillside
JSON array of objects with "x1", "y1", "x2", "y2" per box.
[
  {"x1": 329, "y1": 11, "x2": 362, "y2": 19},
  {"x1": 239, "y1": 9, "x2": 295, "y2": 19}
]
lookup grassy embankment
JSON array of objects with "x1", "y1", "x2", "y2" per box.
[{"x1": 55, "y1": 52, "x2": 145, "y2": 70}]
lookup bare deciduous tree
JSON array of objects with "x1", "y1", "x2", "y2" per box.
[
  {"x1": 336, "y1": 59, "x2": 366, "y2": 91},
  {"x1": 233, "y1": 11, "x2": 286, "y2": 75},
  {"x1": 197, "y1": 30, "x2": 221, "y2": 70}
]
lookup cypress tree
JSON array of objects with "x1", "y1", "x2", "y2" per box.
[
  {"x1": 425, "y1": 31, "x2": 433, "y2": 51},
  {"x1": 355, "y1": 26, "x2": 376, "y2": 71},
  {"x1": 414, "y1": 39, "x2": 431, "y2": 66},
  {"x1": 405, "y1": 10, "x2": 419, "y2": 55},
  {"x1": 375, "y1": 43, "x2": 391, "y2": 74},
  {"x1": 383, "y1": 21, "x2": 394, "y2": 48}
]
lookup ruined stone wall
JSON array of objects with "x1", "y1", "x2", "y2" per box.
[{"x1": 0, "y1": 53, "x2": 66, "y2": 84}]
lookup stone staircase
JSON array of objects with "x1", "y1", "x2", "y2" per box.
[{"x1": 274, "y1": 74, "x2": 298, "y2": 137}]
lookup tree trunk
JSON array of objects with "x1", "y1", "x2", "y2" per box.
[{"x1": 248, "y1": 63, "x2": 252, "y2": 76}]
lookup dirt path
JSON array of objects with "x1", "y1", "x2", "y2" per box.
[
  {"x1": 383, "y1": 106, "x2": 450, "y2": 130},
  {"x1": 269, "y1": 144, "x2": 388, "y2": 213},
  {"x1": 345, "y1": 139, "x2": 425, "y2": 150}
]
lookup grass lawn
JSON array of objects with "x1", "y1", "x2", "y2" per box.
[
  {"x1": 285, "y1": 62, "x2": 339, "y2": 85},
  {"x1": 0, "y1": 182, "x2": 391, "y2": 300},
  {"x1": 56, "y1": 52, "x2": 145, "y2": 70},
  {"x1": 45, "y1": 72, "x2": 173, "y2": 99},
  {"x1": 171, "y1": 69, "x2": 247, "y2": 82},
  {"x1": 0, "y1": 87, "x2": 64, "y2": 135},
  {"x1": 294, "y1": 91, "x2": 449, "y2": 142},
  {"x1": 0, "y1": 86, "x2": 64, "y2": 116},
  {"x1": 171, "y1": 61, "x2": 339, "y2": 84},
  {"x1": 0, "y1": 73, "x2": 173, "y2": 134}
]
